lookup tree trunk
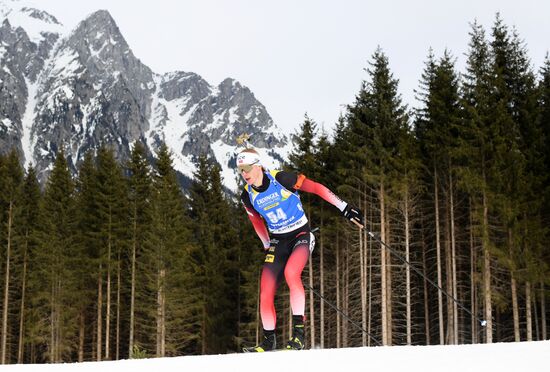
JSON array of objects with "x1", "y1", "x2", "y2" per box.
[
  {"x1": 445, "y1": 201, "x2": 453, "y2": 344},
  {"x1": 434, "y1": 168, "x2": 444, "y2": 344},
  {"x1": 129, "y1": 218, "x2": 137, "y2": 358},
  {"x1": 404, "y1": 188, "x2": 412, "y2": 345},
  {"x1": 469, "y1": 198, "x2": 477, "y2": 344},
  {"x1": 97, "y1": 264, "x2": 103, "y2": 361},
  {"x1": 509, "y1": 228, "x2": 520, "y2": 342},
  {"x1": 367, "y1": 213, "x2": 373, "y2": 347},
  {"x1": 482, "y1": 184, "x2": 492, "y2": 343},
  {"x1": 359, "y1": 207, "x2": 367, "y2": 347},
  {"x1": 106, "y1": 253, "x2": 111, "y2": 360},
  {"x1": 157, "y1": 268, "x2": 166, "y2": 357},
  {"x1": 534, "y1": 287, "x2": 540, "y2": 341},
  {"x1": 542, "y1": 282, "x2": 547, "y2": 340},
  {"x1": 449, "y1": 173, "x2": 458, "y2": 344},
  {"x1": 421, "y1": 216, "x2": 430, "y2": 345},
  {"x1": 116, "y1": 254, "x2": 121, "y2": 360},
  {"x1": 386, "y1": 211, "x2": 393, "y2": 346},
  {"x1": 50, "y1": 274, "x2": 55, "y2": 363},
  {"x1": 380, "y1": 181, "x2": 388, "y2": 346},
  {"x1": 526, "y1": 282, "x2": 533, "y2": 341},
  {"x1": 201, "y1": 305, "x2": 206, "y2": 355},
  {"x1": 2, "y1": 201, "x2": 14, "y2": 364},
  {"x1": 343, "y1": 240, "x2": 349, "y2": 347},
  {"x1": 18, "y1": 232, "x2": 29, "y2": 364},
  {"x1": 105, "y1": 212, "x2": 112, "y2": 360},
  {"x1": 79, "y1": 312, "x2": 85, "y2": 362}
]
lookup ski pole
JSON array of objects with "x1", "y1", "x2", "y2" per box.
[
  {"x1": 351, "y1": 220, "x2": 487, "y2": 328},
  {"x1": 303, "y1": 283, "x2": 382, "y2": 346}
]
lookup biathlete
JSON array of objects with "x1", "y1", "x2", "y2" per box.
[{"x1": 237, "y1": 148, "x2": 363, "y2": 352}]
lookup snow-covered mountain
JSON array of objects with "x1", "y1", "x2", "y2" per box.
[{"x1": 0, "y1": 0, "x2": 290, "y2": 191}]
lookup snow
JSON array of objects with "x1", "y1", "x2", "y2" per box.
[
  {"x1": 42, "y1": 46, "x2": 82, "y2": 110},
  {"x1": 211, "y1": 139, "x2": 241, "y2": 192},
  {"x1": 228, "y1": 106, "x2": 240, "y2": 123},
  {"x1": 21, "y1": 77, "x2": 37, "y2": 167},
  {"x1": 89, "y1": 40, "x2": 108, "y2": 59},
  {"x1": 49, "y1": 47, "x2": 82, "y2": 80},
  {"x1": 146, "y1": 74, "x2": 197, "y2": 178},
  {"x1": 1, "y1": 341, "x2": 548, "y2": 371},
  {"x1": 0, "y1": 0, "x2": 65, "y2": 44},
  {"x1": 1, "y1": 117, "x2": 13, "y2": 132}
]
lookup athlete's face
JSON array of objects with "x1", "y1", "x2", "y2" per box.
[{"x1": 240, "y1": 164, "x2": 263, "y2": 187}]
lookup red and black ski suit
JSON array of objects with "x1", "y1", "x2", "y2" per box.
[{"x1": 241, "y1": 170, "x2": 347, "y2": 331}]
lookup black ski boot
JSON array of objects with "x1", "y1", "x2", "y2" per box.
[
  {"x1": 286, "y1": 315, "x2": 306, "y2": 350},
  {"x1": 243, "y1": 330, "x2": 276, "y2": 352}
]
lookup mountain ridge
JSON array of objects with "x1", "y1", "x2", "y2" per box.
[{"x1": 0, "y1": 1, "x2": 290, "y2": 192}]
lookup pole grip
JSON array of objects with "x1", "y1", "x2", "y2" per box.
[{"x1": 352, "y1": 219, "x2": 364, "y2": 229}]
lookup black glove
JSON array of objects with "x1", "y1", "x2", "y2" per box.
[{"x1": 342, "y1": 204, "x2": 364, "y2": 227}]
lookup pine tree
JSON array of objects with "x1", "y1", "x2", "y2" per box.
[
  {"x1": 31, "y1": 148, "x2": 78, "y2": 362},
  {"x1": 126, "y1": 142, "x2": 153, "y2": 359},
  {"x1": 0, "y1": 150, "x2": 23, "y2": 363},
  {"x1": 287, "y1": 113, "x2": 321, "y2": 347},
  {"x1": 149, "y1": 144, "x2": 193, "y2": 357},
  {"x1": 488, "y1": 15, "x2": 540, "y2": 342},
  {"x1": 94, "y1": 146, "x2": 128, "y2": 360},
  {"x1": 344, "y1": 47, "x2": 409, "y2": 346},
  {"x1": 415, "y1": 49, "x2": 463, "y2": 345},
  {"x1": 188, "y1": 155, "x2": 239, "y2": 354},
  {"x1": 15, "y1": 166, "x2": 42, "y2": 363},
  {"x1": 187, "y1": 155, "x2": 211, "y2": 354},
  {"x1": 460, "y1": 20, "x2": 496, "y2": 343},
  {"x1": 73, "y1": 151, "x2": 101, "y2": 361},
  {"x1": 205, "y1": 161, "x2": 239, "y2": 353}
]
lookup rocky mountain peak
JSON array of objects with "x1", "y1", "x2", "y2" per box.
[
  {"x1": 20, "y1": 7, "x2": 61, "y2": 25},
  {"x1": 66, "y1": 10, "x2": 135, "y2": 73},
  {"x1": 0, "y1": 4, "x2": 290, "y2": 192}
]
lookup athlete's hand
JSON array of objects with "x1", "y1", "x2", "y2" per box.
[{"x1": 342, "y1": 204, "x2": 364, "y2": 228}]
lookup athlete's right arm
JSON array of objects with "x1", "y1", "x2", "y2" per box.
[{"x1": 241, "y1": 190, "x2": 270, "y2": 250}]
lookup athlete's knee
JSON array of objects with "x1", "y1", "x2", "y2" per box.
[{"x1": 284, "y1": 264, "x2": 303, "y2": 285}]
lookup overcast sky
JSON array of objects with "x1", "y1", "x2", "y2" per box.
[{"x1": 28, "y1": 0, "x2": 550, "y2": 135}]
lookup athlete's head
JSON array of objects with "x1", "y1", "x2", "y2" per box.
[{"x1": 237, "y1": 148, "x2": 263, "y2": 186}]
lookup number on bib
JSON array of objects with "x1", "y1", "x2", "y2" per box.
[{"x1": 266, "y1": 208, "x2": 288, "y2": 223}]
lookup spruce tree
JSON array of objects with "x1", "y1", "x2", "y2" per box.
[
  {"x1": 345, "y1": 47, "x2": 409, "y2": 346},
  {"x1": 15, "y1": 166, "x2": 42, "y2": 363},
  {"x1": 0, "y1": 150, "x2": 23, "y2": 363},
  {"x1": 73, "y1": 151, "x2": 101, "y2": 361},
  {"x1": 126, "y1": 142, "x2": 153, "y2": 358},
  {"x1": 188, "y1": 155, "x2": 239, "y2": 354},
  {"x1": 94, "y1": 146, "x2": 128, "y2": 360},
  {"x1": 31, "y1": 148, "x2": 78, "y2": 362},
  {"x1": 415, "y1": 49, "x2": 463, "y2": 345},
  {"x1": 460, "y1": 20, "x2": 496, "y2": 343},
  {"x1": 287, "y1": 114, "x2": 321, "y2": 347},
  {"x1": 149, "y1": 143, "x2": 193, "y2": 357}
]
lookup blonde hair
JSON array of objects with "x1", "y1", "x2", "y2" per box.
[{"x1": 239, "y1": 148, "x2": 259, "y2": 155}]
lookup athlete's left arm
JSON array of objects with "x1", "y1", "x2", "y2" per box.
[
  {"x1": 295, "y1": 175, "x2": 364, "y2": 226},
  {"x1": 294, "y1": 176, "x2": 347, "y2": 212},
  {"x1": 275, "y1": 171, "x2": 363, "y2": 225}
]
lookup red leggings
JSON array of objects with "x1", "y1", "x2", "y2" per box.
[{"x1": 260, "y1": 229, "x2": 314, "y2": 331}]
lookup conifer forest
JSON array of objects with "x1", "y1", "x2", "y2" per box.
[{"x1": 1, "y1": 17, "x2": 549, "y2": 363}]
